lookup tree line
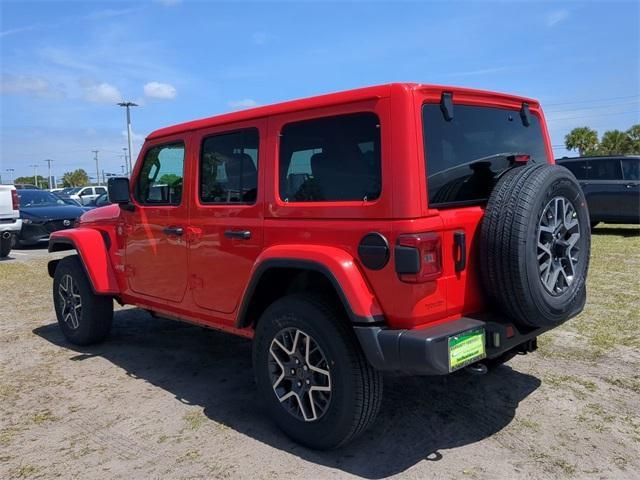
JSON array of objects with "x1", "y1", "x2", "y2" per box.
[
  {"x1": 565, "y1": 124, "x2": 639, "y2": 157},
  {"x1": 14, "y1": 169, "x2": 91, "y2": 188}
]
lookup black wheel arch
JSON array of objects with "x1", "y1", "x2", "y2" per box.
[{"x1": 236, "y1": 259, "x2": 385, "y2": 329}]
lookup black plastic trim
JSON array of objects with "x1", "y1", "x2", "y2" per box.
[
  {"x1": 394, "y1": 245, "x2": 420, "y2": 274},
  {"x1": 520, "y1": 102, "x2": 531, "y2": 127},
  {"x1": 236, "y1": 258, "x2": 384, "y2": 328},
  {"x1": 357, "y1": 232, "x2": 390, "y2": 271},
  {"x1": 440, "y1": 92, "x2": 454, "y2": 122},
  {"x1": 354, "y1": 314, "x2": 559, "y2": 375}
]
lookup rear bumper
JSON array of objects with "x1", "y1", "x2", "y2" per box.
[
  {"x1": 355, "y1": 315, "x2": 553, "y2": 375},
  {"x1": 0, "y1": 218, "x2": 22, "y2": 232}
]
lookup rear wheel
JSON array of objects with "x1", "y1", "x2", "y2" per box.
[
  {"x1": 252, "y1": 294, "x2": 383, "y2": 450},
  {"x1": 53, "y1": 255, "x2": 113, "y2": 345},
  {"x1": 0, "y1": 235, "x2": 11, "y2": 258}
]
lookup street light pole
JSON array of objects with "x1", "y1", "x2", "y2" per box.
[
  {"x1": 29, "y1": 164, "x2": 39, "y2": 188},
  {"x1": 118, "y1": 101, "x2": 138, "y2": 176},
  {"x1": 6, "y1": 169, "x2": 14, "y2": 184},
  {"x1": 122, "y1": 148, "x2": 129, "y2": 175},
  {"x1": 44, "y1": 159, "x2": 53, "y2": 189}
]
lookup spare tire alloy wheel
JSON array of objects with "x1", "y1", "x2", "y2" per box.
[
  {"x1": 268, "y1": 327, "x2": 332, "y2": 422},
  {"x1": 58, "y1": 273, "x2": 82, "y2": 330},
  {"x1": 537, "y1": 196, "x2": 581, "y2": 296}
]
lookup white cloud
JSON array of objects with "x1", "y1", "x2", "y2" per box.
[
  {"x1": 143, "y1": 81, "x2": 177, "y2": 100},
  {"x1": 546, "y1": 9, "x2": 569, "y2": 27},
  {"x1": 122, "y1": 130, "x2": 145, "y2": 143},
  {"x1": 252, "y1": 32, "x2": 273, "y2": 45},
  {"x1": 84, "y1": 82, "x2": 122, "y2": 103},
  {"x1": 0, "y1": 74, "x2": 65, "y2": 99},
  {"x1": 228, "y1": 99, "x2": 258, "y2": 109}
]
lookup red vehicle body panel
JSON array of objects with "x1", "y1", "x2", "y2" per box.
[{"x1": 49, "y1": 83, "x2": 554, "y2": 337}]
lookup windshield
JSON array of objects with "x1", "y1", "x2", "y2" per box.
[
  {"x1": 62, "y1": 187, "x2": 82, "y2": 194},
  {"x1": 18, "y1": 190, "x2": 67, "y2": 207},
  {"x1": 423, "y1": 104, "x2": 548, "y2": 206}
]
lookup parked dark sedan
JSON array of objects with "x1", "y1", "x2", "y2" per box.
[
  {"x1": 16, "y1": 189, "x2": 85, "y2": 245},
  {"x1": 556, "y1": 155, "x2": 640, "y2": 226}
]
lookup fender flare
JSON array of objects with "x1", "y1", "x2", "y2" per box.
[
  {"x1": 236, "y1": 244, "x2": 384, "y2": 328},
  {"x1": 48, "y1": 228, "x2": 119, "y2": 295}
]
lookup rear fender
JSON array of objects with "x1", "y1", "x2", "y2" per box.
[
  {"x1": 236, "y1": 244, "x2": 384, "y2": 327},
  {"x1": 48, "y1": 228, "x2": 119, "y2": 295}
]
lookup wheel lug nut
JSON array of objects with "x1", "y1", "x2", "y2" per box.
[
  {"x1": 297, "y1": 381, "x2": 302, "y2": 387},
  {"x1": 305, "y1": 379, "x2": 310, "y2": 385},
  {"x1": 290, "y1": 369, "x2": 295, "y2": 375},
  {"x1": 295, "y1": 359, "x2": 300, "y2": 365},
  {"x1": 303, "y1": 365, "x2": 308, "y2": 371}
]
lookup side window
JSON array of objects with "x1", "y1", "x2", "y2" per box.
[
  {"x1": 586, "y1": 158, "x2": 622, "y2": 180},
  {"x1": 199, "y1": 128, "x2": 259, "y2": 204},
  {"x1": 95, "y1": 187, "x2": 107, "y2": 195},
  {"x1": 135, "y1": 142, "x2": 185, "y2": 205},
  {"x1": 279, "y1": 113, "x2": 381, "y2": 202},
  {"x1": 562, "y1": 160, "x2": 588, "y2": 179},
  {"x1": 621, "y1": 158, "x2": 639, "y2": 180},
  {"x1": 79, "y1": 188, "x2": 91, "y2": 196}
]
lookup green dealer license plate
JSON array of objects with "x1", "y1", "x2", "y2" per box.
[{"x1": 448, "y1": 328, "x2": 486, "y2": 372}]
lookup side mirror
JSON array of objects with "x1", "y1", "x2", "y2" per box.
[{"x1": 107, "y1": 177, "x2": 131, "y2": 206}]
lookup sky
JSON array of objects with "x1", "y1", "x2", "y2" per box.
[{"x1": 1, "y1": 0, "x2": 639, "y2": 184}]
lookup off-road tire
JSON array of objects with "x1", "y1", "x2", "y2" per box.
[
  {"x1": 53, "y1": 255, "x2": 113, "y2": 345},
  {"x1": 253, "y1": 294, "x2": 383, "y2": 450},
  {"x1": 480, "y1": 164, "x2": 590, "y2": 328},
  {"x1": 0, "y1": 235, "x2": 11, "y2": 258}
]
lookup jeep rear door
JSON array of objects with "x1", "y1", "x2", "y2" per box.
[{"x1": 187, "y1": 120, "x2": 265, "y2": 315}]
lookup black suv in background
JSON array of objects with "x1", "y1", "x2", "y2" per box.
[{"x1": 556, "y1": 156, "x2": 640, "y2": 226}]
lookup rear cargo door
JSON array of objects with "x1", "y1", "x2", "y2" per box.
[{"x1": 421, "y1": 100, "x2": 550, "y2": 318}]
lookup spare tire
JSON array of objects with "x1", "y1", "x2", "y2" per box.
[{"x1": 480, "y1": 164, "x2": 590, "y2": 328}]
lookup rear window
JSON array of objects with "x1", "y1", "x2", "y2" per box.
[
  {"x1": 279, "y1": 113, "x2": 381, "y2": 202},
  {"x1": 587, "y1": 158, "x2": 622, "y2": 180},
  {"x1": 423, "y1": 104, "x2": 547, "y2": 207}
]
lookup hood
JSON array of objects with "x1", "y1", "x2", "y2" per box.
[
  {"x1": 77, "y1": 204, "x2": 120, "y2": 225},
  {"x1": 21, "y1": 204, "x2": 85, "y2": 221}
]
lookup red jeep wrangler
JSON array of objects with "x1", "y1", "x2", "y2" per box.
[{"x1": 48, "y1": 83, "x2": 590, "y2": 449}]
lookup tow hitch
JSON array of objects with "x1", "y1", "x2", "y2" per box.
[{"x1": 465, "y1": 363, "x2": 488, "y2": 375}]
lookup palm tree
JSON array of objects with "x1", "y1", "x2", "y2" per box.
[
  {"x1": 564, "y1": 127, "x2": 599, "y2": 156},
  {"x1": 626, "y1": 124, "x2": 640, "y2": 154},
  {"x1": 598, "y1": 130, "x2": 633, "y2": 155},
  {"x1": 61, "y1": 169, "x2": 90, "y2": 187}
]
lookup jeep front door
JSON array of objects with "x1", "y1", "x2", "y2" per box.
[{"x1": 124, "y1": 139, "x2": 190, "y2": 303}]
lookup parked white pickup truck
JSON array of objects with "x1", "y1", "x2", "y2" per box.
[{"x1": 0, "y1": 185, "x2": 22, "y2": 258}]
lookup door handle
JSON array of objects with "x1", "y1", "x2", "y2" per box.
[
  {"x1": 163, "y1": 226, "x2": 184, "y2": 236},
  {"x1": 224, "y1": 230, "x2": 251, "y2": 240},
  {"x1": 626, "y1": 183, "x2": 636, "y2": 189},
  {"x1": 454, "y1": 231, "x2": 466, "y2": 273}
]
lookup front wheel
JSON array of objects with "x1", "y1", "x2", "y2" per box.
[
  {"x1": 252, "y1": 294, "x2": 383, "y2": 450},
  {"x1": 53, "y1": 255, "x2": 113, "y2": 345}
]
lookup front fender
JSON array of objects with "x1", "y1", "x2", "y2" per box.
[
  {"x1": 48, "y1": 228, "x2": 119, "y2": 295},
  {"x1": 239, "y1": 244, "x2": 384, "y2": 325}
]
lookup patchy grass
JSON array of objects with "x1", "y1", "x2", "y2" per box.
[
  {"x1": 182, "y1": 410, "x2": 206, "y2": 431},
  {"x1": 31, "y1": 410, "x2": 58, "y2": 425}
]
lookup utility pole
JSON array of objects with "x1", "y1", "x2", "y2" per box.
[
  {"x1": 6, "y1": 169, "x2": 14, "y2": 184},
  {"x1": 28, "y1": 164, "x2": 39, "y2": 188},
  {"x1": 120, "y1": 164, "x2": 126, "y2": 175},
  {"x1": 44, "y1": 159, "x2": 53, "y2": 189},
  {"x1": 122, "y1": 147, "x2": 129, "y2": 176},
  {"x1": 118, "y1": 101, "x2": 138, "y2": 176},
  {"x1": 92, "y1": 150, "x2": 100, "y2": 186}
]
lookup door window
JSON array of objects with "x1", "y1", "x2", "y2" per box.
[
  {"x1": 135, "y1": 142, "x2": 185, "y2": 205},
  {"x1": 200, "y1": 128, "x2": 259, "y2": 204},
  {"x1": 279, "y1": 113, "x2": 381, "y2": 202},
  {"x1": 95, "y1": 187, "x2": 107, "y2": 195},
  {"x1": 621, "y1": 158, "x2": 639, "y2": 180},
  {"x1": 586, "y1": 158, "x2": 622, "y2": 180},
  {"x1": 562, "y1": 160, "x2": 588, "y2": 179}
]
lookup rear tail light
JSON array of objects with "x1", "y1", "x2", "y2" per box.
[
  {"x1": 395, "y1": 232, "x2": 442, "y2": 283},
  {"x1": 11, "y1": 190, "x2": 19, "y2": 210}
]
